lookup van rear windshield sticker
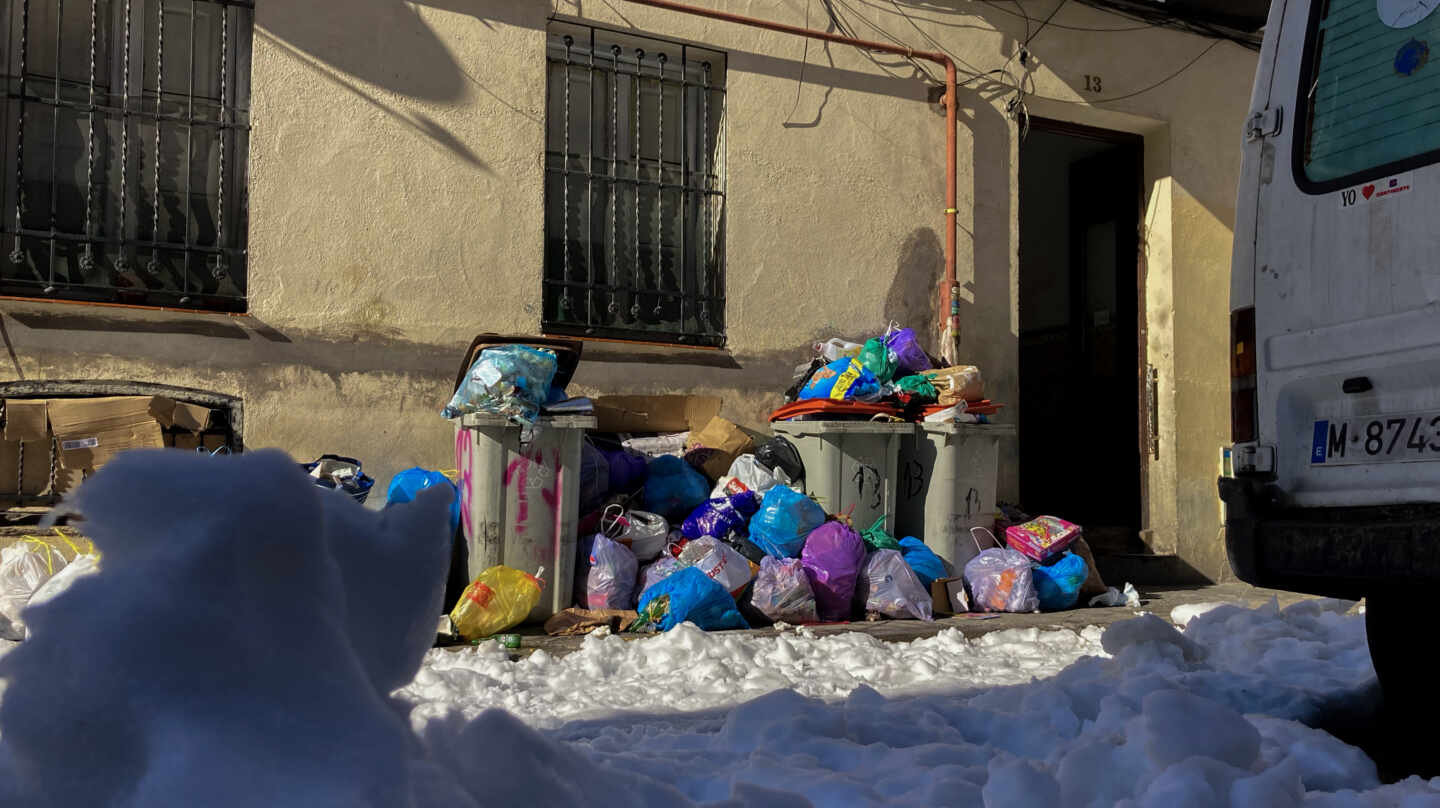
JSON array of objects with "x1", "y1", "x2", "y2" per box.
[{"x1": 1338, "y1": 172, "x2": 1414, "y2": 208}]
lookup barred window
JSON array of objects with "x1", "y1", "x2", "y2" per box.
[
  {"x1": 1, "y1": 0, "x2": 252, "y2": 311},
  {"x1": 545, "y1": 23, "x2": 727, "y2": 347}
]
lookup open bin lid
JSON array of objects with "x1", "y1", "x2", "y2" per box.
[{"x1": 452, "y1": 334, "x2": 585, "y2": 394}]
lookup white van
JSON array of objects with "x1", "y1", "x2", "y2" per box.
[{"x1": 1222, "y1": 0, "x2": 1440, "y2": 705}]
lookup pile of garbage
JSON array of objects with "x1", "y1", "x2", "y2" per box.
[
  {"x1": 0, "y1": 530, "x2": 101, "y2": 641},
  {"x1": 776, "y1": 325, "x2": 1002, "y2": 424}
]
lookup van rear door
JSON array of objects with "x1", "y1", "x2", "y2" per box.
[{"x1": 1253, "y1": 0, "x2": 1440, "y2": 507}]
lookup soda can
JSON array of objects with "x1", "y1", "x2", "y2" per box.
[{"x1": 495, "y1": 633, "x2": 522, "y2": 649}]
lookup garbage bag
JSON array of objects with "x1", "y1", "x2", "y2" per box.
[
  {"x1": 885, "y1": 327, "x2": 934, "y2": 376},
  {"x1": 636, "y1": 566, "x2": 749, "y2": 632},
  {"x1": 640, "y1": 555, "x2": 683, "y2": 594},
  {"x1": 799, "y1": 358, "x2": 882, "y2": 403},
  {"x1": 749, "y1": 485, "x2": 827, "y2": 559},
  {"x1": 752, "y1": 556, "x2": 818, "y2": 624},
  {"x1": 23, "y1": 554, "x2": 99, "y2": 639},
  {"x1": 920, "y1": 365, "x2": 984, "y2": 406},
  {"x1": 301, "y1": 455, "x2": 376, "y2": 504},
  {"x1": 963, "y1": 548, "x2": 1039, "y2": 613},
  {"x1": 644, "y1": 455, "x2": 711, "y2": 520},
  {"x1": 623, "y1": 432, "x2": 691, "y2": 458},
  {"x1": 579, "y1": 440, "x2": 611, "y2": 515},
  {"x1": 606, "y1": 508, "x2": 669, "y2": 562},
  {"x1": 894, "y1": 375, "x2": 939, "y2": 403},
  {"x1": 859, "y1": 516, "x2": 902, "y2": 552},
  {"x1": 754, "y1": 436, "x2": 806, "y2": 485},
  {"x1": 442, "y1": 345, "x2": 559, "y2": 425},
  {"x1": 0, "y1": 542, "x2": 67, "y2": 641},
  {"x1": 1033, "y1": 551, "x2": 1088, "y2": 611},
  {"x1": 858, "y1": 549, "x2": 933, "y2": 621},
  {"x1": 858, "y1": 338, "x2": 899, "y2": 385},
  {"x1": 898, "y1": 536, "x2": 946, "y2": 589},
  {"x1": 681, "y1": 490, "x2": 761, "y2": 541},
  {"x1": 580, "y1": 534, "x2": 639, "y2": 610},
  {"x1": 385, "y1": 468, "x2": 460, "y2": 535},
  {"x1": 449, "y1": 565, "x2": 546, "y2": 640},
  {"x1": 1005, "y1": 515, "x2": 1083, "y2": 563},
  {"x1": 710, "y1": 454, "x2": 780, "y2": 500},
  {"x1": 801, "y1": 521, "x2": 867, "y2": 622},
  {"x1": 602, "y1": 448, "x2": 648, "y2": 493},
  {"x1": 678, "y1": 536, "x2": 756, "y2": 599}
]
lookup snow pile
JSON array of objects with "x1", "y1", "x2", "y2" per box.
[
  {"x1": 402, "y1": 623, "x2": 1105, "y2": 728},
  {"x1": 0, "y1": 449, "x2": 1437, "y2": 807}
]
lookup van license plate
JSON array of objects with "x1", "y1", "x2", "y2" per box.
[{"x1": 1311, "y1": 413, "x2": 1440, "y2": 465}]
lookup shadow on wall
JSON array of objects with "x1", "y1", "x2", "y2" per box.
[{"x1": 254, "y1": 0, "x2": 550, "y2": 170}]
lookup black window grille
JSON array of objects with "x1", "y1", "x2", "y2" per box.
[
  {"x1": 545, "y1": 23, "x2": 726, "y2": 347},
  {"x1": 1, "y1": 0, "x2": 252, "y2": 312}
]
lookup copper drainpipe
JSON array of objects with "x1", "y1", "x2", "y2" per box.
[{"x1": 619, "y1": 0, "x2": 962, "y2": 359}]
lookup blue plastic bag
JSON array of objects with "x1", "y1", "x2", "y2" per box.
[
  {"x1": 749, "y1": 485, "x2": 827, "y2": 559},
  {"x1": 644, "y1": 455, "x2": 711, "y2": 520},
  {"x1": 636, "y1": 566, "x2": 750, "y2": 631},
  {"x1": 442, "y1": 345, "x2": 558, "y2": 424},
  {"x1": 384, "y1": 468, "x2": 457, "y2": 532},
  {"x1": 798, "y1": 358, "x2": 882, "y2": 402},
  {"x1": 898, "y1": 536, "x2": 946, "y2": 589},
  {"x1": 681, "y1": 490, "x2": 761, "y2": 540},
  {"x1": 1033, "y1": 551, "x2": 1088, "y2": 611}
]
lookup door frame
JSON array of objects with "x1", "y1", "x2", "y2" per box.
[{"x1": 1025, "y1": 117, "x2": 1151, "y2": 536}]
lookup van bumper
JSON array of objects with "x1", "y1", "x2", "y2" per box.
[{"x1": 1220, "y1": 476, "x2": 1440, "y2": 600}]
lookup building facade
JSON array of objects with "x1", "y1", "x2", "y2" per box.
[{"x1": 0, "y1": 0, "x2": 1259, "y2": 580}]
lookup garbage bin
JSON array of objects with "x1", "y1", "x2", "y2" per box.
[
  {"x1": 454, "y1": 413, "x2": 596, "y2": 621},
  {"x1": 770, "y1": 420, "x2": 908, "y2": 532},
  {"x1": 895, "y1": 422, "x2": 1016, "y2": 572}
]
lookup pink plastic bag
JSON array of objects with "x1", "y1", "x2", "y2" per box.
[{"x1": 1005, "y1": 516, "x2": 1082, "y2": 563}]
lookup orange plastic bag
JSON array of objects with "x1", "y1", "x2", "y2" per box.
[{"x1": 448, "y1": 565, "x2": 545, "y2": 640}]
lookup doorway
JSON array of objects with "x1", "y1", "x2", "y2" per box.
[{"x1": 1018, "y1": 119, "x2": 1144, "y2": 554}]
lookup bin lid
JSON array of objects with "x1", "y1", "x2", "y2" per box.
[
  {"x1": 459, "y1": 413, "x2": 597, "y2": 429},
  {"x1": 453, "y1": 334, "x2": 585, "y2": 394},
  {"x1": 917, "y1": 422, "x2": 1016, "y2": 435},
  {"x1": 772, "y1": 420, "x2": 914, "y2": 435}
]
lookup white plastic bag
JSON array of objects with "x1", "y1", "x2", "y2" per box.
[
  {"x1": 621, "y1": 433, "x2": 690, "y2": 458},
  {"x1": 678, "y1": 536, "x2": 755, "y2": 599},
  {"x1": 603, "y1": 507, "x2": 670, "y2": 562},
  {"x1": 858, "y1": 549, "x2": 934, "y2": 621},
  {"x1": 639, "y1": 555, "x2": 683, "y2": 596},
  {"x1": 752, "y1": 556, "x2": 817, "y2": 624},
  {"x1": 963, "y1": 547, "x2": 1039, "y2": 613},
  {"x1": 581, "y1": 534, "x2": 639, "y2": 610},
  {"x1": 0, "y1": 542, "x2": 68, "y2": 640},
  {"x1": 709, "y1": 454, "x2": 780, "y2": 501}
]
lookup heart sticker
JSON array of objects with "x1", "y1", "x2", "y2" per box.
[{"x1": 1362, "y1": 184, "x2": 1376, "y2": 199}]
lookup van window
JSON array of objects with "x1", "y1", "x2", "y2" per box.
[{"x1": 1300, "y1": 0, "x2": 1440, "y2": 186}]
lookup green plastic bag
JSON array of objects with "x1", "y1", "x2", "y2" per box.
[
  {"x1": 860, "y1": 516, "x2": 902, "y2": 552},
  {"x1": 859, "y1": 338, "x2": 898, "y2": 384},
  {"x1": 894, "y1": 375, "x2": 938, "y2": 402}
]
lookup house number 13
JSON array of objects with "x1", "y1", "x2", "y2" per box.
[{"x1": 1084, "y1": 75, "x2": 1103, "y2": 92}]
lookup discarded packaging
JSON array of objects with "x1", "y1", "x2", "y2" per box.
[
  {"x1": 302, "y1": 455, "x2": 376, "y2": 504},
  {"x1": 799, "y1": 358, "x2": 882, "y2": 402},
  {"x1": 678, "y1": 536, "x2": 755, "y2": 599},
  {"x1": 751, "y1": 556, "x2": 818, "y2": 624},
  {"x1": 964, "y1": 547, "x2": 1040, "y2": 613},
  {"x1": 1089, "y1": 582, "x2": 1142, "y2": 608},
  {"x1": 858, "y1": 549, "x2": 934, "y2": 621},
  {"x1": 920, "y1": 366, "x2": 984, "y2": 405},
  {"x1": 1005, "y1": 515, "x2": 1083, "y2": 563},
  {"x1": 710, "y1": 454, "x2": 780, "y2": 500},
  {"x1": 684, "y1": 416, "x2": 754, "y2": 482},
  {"x1": 448, "y1": 565, "x2": 546, "y2": 640},
  {"x1": 543, "y1": 608, "x2": 639, "y2": 637},
  {"x1": 443, "y1": 345, "x2": 559, "y2": 424}
]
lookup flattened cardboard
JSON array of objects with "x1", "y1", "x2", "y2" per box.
[
  {"x1": 0, "y1": 438, "x2": 80, "y2": 497},
  {"x1": 173, "y1": 432, "x2": 202, "y2": 451},
  {"x1": 593, "y1": 395, "x2": 723, "y2": 434},
  {"x1": 47, "y1": 396, "x2": 165, "y2": 470},
  {"x1": 930, "y1": 576, "x2": 970, "y2": 616},
  {"x1": 3, "y1": 400, "x2": 49, "y2": 442},
  {"x1": 202, "y1": 433, "x2": 226, "y2": 452},
  {"x1": 685, "y1": 416, "x2": 754, "y2": 481}
]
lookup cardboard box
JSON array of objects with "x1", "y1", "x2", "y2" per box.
[
  {"x1": 0, "y1": 437, "x2": 82, "y2": 497},
  {"x1": 593, "y1": 395, "x2": 723, "y2": 434},
  {"x1": 930, "y1": 576, "x2": 971, "y2": 616},
  {"x1": 3, "y1": 400, "x2": 49, "y2": 442},
  {"x1": 46, "y1": 396, "x2": 166, "y2": 471},
  {"x1": 153, "y1": 399, "x2": 214, "y2": 432}
]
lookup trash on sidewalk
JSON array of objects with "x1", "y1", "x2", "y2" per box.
[
  {"x1": 681, "y1": 490, "x2": 761, "y2": 541},
  {"x1": 677, "y1": 536, "x2": 756, "y2": 599},
  {"x1": 634, "y1": 566, "x2": 749, "y2": 632},
  {"x1": 964, "y1": 547, "x2": 1040, "y2": 613},
  {"x1": 385, "y1": 468, "x2": 460, "y2": 533},
  {"x1": 448, "y1": 565, "x2": 546, "y2": 641},
  {"x1": 710, "y1": 454, "x2": 781, "y2": 500},
  {"x1": 749, "y1": 485, "x2": 827, "y2": 559},
  {"x1": 801, "y1": 520, "x2": 866, "y2": 622},
  {"x1": 1006, "y1": 515, "x2": 1083, "y2": 563},
  {"x1": 858, "y1": 549, "x2": 934, "y2": 621},
  {"x1": 684, "y1": 416, "x2": 754, "y2": 481},
  {"x1": 751, "y1": 556, "x2": 818, "y2": 624},
  {"x1": 543, "y1": 608, "x2": 639, "y2": 637},
  {"x1": 301, "y1": 455, "x2": 375, "y2": 503},
  {"x1": 576, "y1": 534, "x2": 638, "y2": 610},
  {"x1": 1090, "y1": 582, "x2": 1142, "y2": 608},
  {"x1": 1033, "y1": 551, "x2": 1089, "y2": 611},
  {"x1": 644, "y1": 455, "x2": 712, "y2": 521}
]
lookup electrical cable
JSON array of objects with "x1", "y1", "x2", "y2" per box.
[
  {"x1": 975, "y1": 0, "x2": 1153, "y2": 32},
  {"x1": 1025, "y1": 0, "x2": 1068, "y2": 45}
]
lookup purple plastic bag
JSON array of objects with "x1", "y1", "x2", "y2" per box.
[
  {"x1": 681, "y1": 490, "x2": 761, "y2": 540},
  {"x1": 801, "y1": 521, "x2": 866, "y2": 622},
  {"x1": 602, "y1": 448, "x2": 648, "y2": 494},
  {"x1": 885, "y1": 327, "x2": 933, "y2": 376}
]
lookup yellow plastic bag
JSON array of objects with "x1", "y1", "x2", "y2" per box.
[{"x1": 448, "y1": 565, "x2": 545, "y2": 640}]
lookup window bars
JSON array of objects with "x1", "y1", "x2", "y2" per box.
[
  {"x1": 1, "y1": 0, "x2": 252, "y2": 311},
  {"x1": 544, "y1": 23, "x2": 727, "y2": 347}
]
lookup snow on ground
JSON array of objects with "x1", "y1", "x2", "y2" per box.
[{"x1": 2, "y1": 450, "x2": 1439, "y2": 807}]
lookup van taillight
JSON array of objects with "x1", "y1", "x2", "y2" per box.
[{"x1": 1231, "y1": 307, "x2": 1257, "y2": 443}]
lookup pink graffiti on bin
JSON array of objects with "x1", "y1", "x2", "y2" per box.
[
  {"x1": 455, "y1": 429, "x2": 474, "y2": 539},
  {"x1": 503, "y1": 447, "x2": 561, "y2": 537}
]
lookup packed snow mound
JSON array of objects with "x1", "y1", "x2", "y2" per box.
[{"x1": 0, "y1": 449, "x2": 1435, "y2": 806}]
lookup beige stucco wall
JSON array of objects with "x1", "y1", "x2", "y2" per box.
[{"x1": 0, "y1": 0, "x2": 1256, "y2": 579}]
